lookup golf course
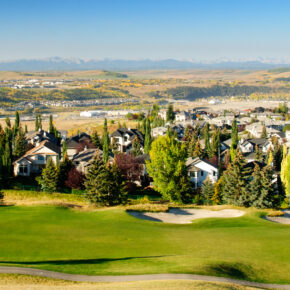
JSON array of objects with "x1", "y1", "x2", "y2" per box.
[{"x1": 0, "y1": 204, "x2": 289, "y2": 286}]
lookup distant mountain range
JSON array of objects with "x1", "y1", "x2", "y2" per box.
[{"x1": 0, "y1": 57, "x2": 290, "y2": 71}]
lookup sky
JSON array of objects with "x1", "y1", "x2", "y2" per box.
[{"x1": 0, "y1": 0, "x2": 290, "y2": 62}]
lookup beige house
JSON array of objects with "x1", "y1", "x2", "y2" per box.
[{"x1": 13, "y1": 140, "x2": 60, "y2": 177}]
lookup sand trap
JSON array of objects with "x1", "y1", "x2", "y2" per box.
[
  {"x1": 128, "y1": 208, "x2": 245, "y2": 224},
  {"x1": 264, "y1": 210, "x2": 290, "y2": 225}
]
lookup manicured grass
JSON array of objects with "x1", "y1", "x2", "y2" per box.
[
  {"x1": 0, "y1": 274, "x2": 260, "y2": 290},
  {"x1": 0, "y1": 206, "x2": 289, "y2": 284}
]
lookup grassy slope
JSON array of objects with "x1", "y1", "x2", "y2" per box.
[
  {"x1": 0, "y1": 206, "x2": 289, "y2": 284},
  {"x1": 0, "y1": 274, "x2": 260, "y2": 290}
]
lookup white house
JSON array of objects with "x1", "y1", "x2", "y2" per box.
[
  {"x1": 152, "y1": 126, "x2": 167, "y2": 138},
  {"x1": 111, "y1": 128, "x2": 144, "y2": 153},
  {"x1": 13, "y1": 140, "x2": 60, "y2": 177},
  {"x1": 186, "y1": 157, "x2": 219, "y2": 188},
  {"x1": 175, "y1": 111, "x2": 191, "y2": 122}
]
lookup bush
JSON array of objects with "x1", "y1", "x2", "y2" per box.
[
  {"x1": 126, "y1": 203, "x2": 168, "y2": 212},
  {"x1": 0, "y1": 191, "x2": 4, "y2": 204}
]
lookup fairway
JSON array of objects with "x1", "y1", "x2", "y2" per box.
[{"x1": 0, "y1": 206, "x2": 289, "y2": 284}]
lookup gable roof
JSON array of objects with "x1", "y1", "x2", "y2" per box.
[
  {"x1": 14, "y1": 140, "x2": 60, "y2": 164},
  {"x1": 111, "y1": 128, "x2": 144, "y2": 143},
  {"x1": 186, "y1": 157, "x2": 218, "y2": 171},
  {"x1": 66, "y1": 132, "x2": 91, "y2": 149}
]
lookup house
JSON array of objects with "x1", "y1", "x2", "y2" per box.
[
  {"x1": 111, "y1": 128, "x2": 144, "y2": 153},
  {"x1": 186, "y1": 157, "x2": 219, "y2": 188},
  {"x1": 158, "y1": 110, "x2": 167, "y2": 120},
  {"x1": 175, "y1": 111, "x2": 191, "y2": 122},
  {"x1": 239, "y1": 138, "x2": 271, "y2": 154},
  {"x1": 14, "y1": 140, "x2": 60, "y2": 176},
  {"x1": 72, "y1": 148, "x2": 111, "y2": 174},
  {"x1": 66, "y1": 132, "x2": 92, "y2": 158},
  {"x1": 26, "y1": 130, "x2": 57, "y2": 146},
  {"x1": 152, "y1": 126, "x2": 167, "y2": 138}
]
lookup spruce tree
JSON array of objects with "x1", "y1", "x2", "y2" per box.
[
  {"x1": 281, "y1": 145, "x2": 290, "y2": 195},
  {"x1": 91, "y1": 130, "x2": 102, "y2": 149},
  {"x1": 38, "y1": 114, "x2": 42, "y2": 130},
  {"x1": 192, "y1": 138, "x2": 202, "y2": 158},
  {"x1": 261, "y1": 125, "x2": 267, "y2": 138},
  {"x1": 24, "y1": 124, "x2": 28, "y2": 134},
  {"x1": 102, "y1": 118, "x2": 110, "y2": 163},
  {"x1": 166, "y1": 104, "x2": 175, "y2": 122},
  {"x1": 13, "y1": 128, "x2": 26, "y2": 159},
  {"x1": 144, "y1": 118, "x2": 151, "y2": 154},
  {"x1": 201, "y1": 178, "x2": 214, "y2": 205},
  {"x1": 131, "y1": 137, "x2": 142, "y2": 156},
  {"x1": 211, "y1": 128, "x2": 220, "y2": 157},
  {"x1": 37, "y1": 158, "x2": 58, "y2": 193},
  {"x1": 49, "y1": 114, "x2": 54, "y2": 134},
  {"x1": 254, "y1": 144, "x2": 263, "y2": 162},
  {"x1": 230, "y1": 119, "x2": 238, "y2": 161},
  {"x1": 14, "y1": 111, "x2": 20, "y2": 136},
  {"x1": 62, "y1": 140, "x2": 67, "y2": 158},
  {"x1": 35, "y1": 115, "x2": 39, "y2": 131},
  {"x1": 85, "y1": 154, "x2": 127, "y2": 206},
  {"x1": 203, "y1": 123, "x2": 212, "y2": 157},
  {"x1": 222, "y1": 151, "x2": 251, "y2": 206}
]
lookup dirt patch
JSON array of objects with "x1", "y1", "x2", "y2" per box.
[{"x1": 128, "y1": 208, "x2": 245, "y2": 224}]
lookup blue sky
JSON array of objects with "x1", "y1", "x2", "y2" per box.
[{"x1": 1, "y1": 0, "x2": 290, "y2": 61}]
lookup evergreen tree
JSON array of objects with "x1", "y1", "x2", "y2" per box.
[
  {"x1": 212, "y1": 178, "x2": 223, "y2": 205},
  {"x1": 49, "y1": 114, "x2": 54, "y2": 134},
  {"x1": 24, "y1": 124, "x2": 28, "y2": 134},
  {"x1": 35, "y1": 115, "x2": 39, "y2": 131},
  {"x1": 203, "y1": 123, "x2": 212, "y2": 157},
  {"x1": 201, "y1": 178, "x2": 214, "y2": 205},
  {"x1": 13, "y1": 128, "x2": 26, "y2": 159},
  {"x1": 91, "y1": 130, "x2": 102, "y2": 149},
  {"x1": 131, "y1": 137, "x2": 142, "y2": 156},
  {"x1": 38, "y1": 114, "x2": 42, "y2": 130},
  {"x1": 211, "y1": 128, "x2": 220, "y2": 157},
  {"x1": 254, "y1": 144, "x2": 263, "y2": 162},
  {"x1": 192, "y1": 138, "x2": 202, "y2": 158},
  {"x1": 102, "y1": 118, "x2": 110, "y2": 163},
  {"x1": 5, "y1": 116, "x2": 11, "y2": 129},
  {"x1": 222, "y1": 151, "x2": 251, "y2": 206},
  {"x1": 266, "y1": 148, "x2": 273, "y2": 166},
  {"x1": 62, "y1": 140, "x2": 67, "y2": 158},
  {"x1": 37, "y1": 158, "x2": 58, "y2": 193},
  {"x1": 14, "y1": 111, "x2": 20, "y2": 136},
  {"x1": 144, "y1": 118, "x2": 151, "y2": 154},
  {"x1": 84, "y1": 154, "x2": 127, "y2": 206},
  {"x1": 250, "y1": 164, "x2": 281, "y2": 208},
  {"x1": 0, "y1": 190, "x2": 3, "y2": 205},
  {"x1": 141, "y1": 118, "x2": 146, "y2": 134},
  {"x1": 261, "y1": 125, "x2": 267, "y2": 138},
  {"x1": 166, "y1": 104, "x2": 175, "y2": 122},
  {"x1": 58, "y1": 155, "x2": 74, "y2": 189},
  {"x1": 230, "y1": 119, "x2": 238, "y2": 161}
]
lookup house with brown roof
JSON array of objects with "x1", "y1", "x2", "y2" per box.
[{"x1": 13, "y1": 140, "x2": 60, "y2": 177}]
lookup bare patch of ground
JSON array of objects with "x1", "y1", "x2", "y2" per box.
[{"x1": 128, "y1": 208, "x2": 245, "y2": 224}]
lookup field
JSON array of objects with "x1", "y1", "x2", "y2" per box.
[{"x1": 0, "y1": 205, "x2": 289, "y2": 285}]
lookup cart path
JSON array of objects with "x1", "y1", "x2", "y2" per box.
[{"x1": 0, "y1": 266, "x2": 289, "y2": 289}]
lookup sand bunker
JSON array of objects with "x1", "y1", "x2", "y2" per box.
[
  {"x1": 265, "y1": 210, "x2": 290, "y2": 225},
  {"x1": 128, "y1": 208, "x2": 245, "y2": 224}
]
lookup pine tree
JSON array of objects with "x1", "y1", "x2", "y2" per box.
[
  {"x1": 254, "y1": 144, "x2": 263, "y2": 162},
  {"x1": 24, "y1": 124, "x2": 28, "y2": 134},
  {"x1": 192, "y1": 138, "x2": 202, "y2": 158},
  {"x1": 266, "y1": 148, "x2": 273, "y2": 166},
  {"x1": 166, "y1": 104, "x2": 175, "y2": 122},
  {"x1": 131, "y1": 137, "x2": 142, "y2": 156},
  {"x1": 62, "y1": 140, "x2": 67, "y2": 158},
  {"x1": 211, "y1": 128, "x2": 220, "y2": 157},
  {"x1": 222, "y1": 151, "x2": 251, "y2": 206},
  {"x1": 49, "y1": 114, "x2": 54, "y2": 134},
  {"x1": 201, "y1": 178, "x2": 214, "y2": 205},
  {"x1": 58, "y1": 155, "x2": 74, "y2": 189},
  {"x1": 38, "y1": 114, "x2": 42, "y2": 130},
  {"x1": 3, "y1": 138, "x2": 12, "y2": 179},
  {"x1": 13, "y1": 128, "x2": 26, "y2": 159},
  {"x1": 84, "y1": 154, "x2": 127, "y2": 206},
  {"x1": 14, "y1": 111, "x2": 20, "y2": 136},
  {"x1": 144, "y1": 118, "x2": 151, "y2": 154},
  {"x1": 91, "y1": 130, "x2": 102, "y2": 149},
  {"x1": 102, "y1": 118, "x2": 110, "y2": 163},
  {"x1": 250, "y1": 164, "x2": 281, "y2": 208},
  {"x1": 37, "y1": 158, "x2": 58, "y2": 193},
  {"x1": 261, "y1": 125, "x2": 267, "y2": 138},
  {"x1": 230, "y1": 119, "x2": 238, "y2": 161},
  {"x1": 212, "y1": 178, "x2": 223, "y2": 205},
  {"x1": 35, "y1": 115, "x2": 39, "y2": 131},
  {"x1": 203, "y1": 123, "x2": 212, "y2": 157}
]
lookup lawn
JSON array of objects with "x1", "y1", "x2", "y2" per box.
[{"x1": 0, "y1": 205, "x2": 289, "y2": 284}]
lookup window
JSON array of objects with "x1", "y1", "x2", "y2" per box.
[
  {"x1": 37, "y1": 155, "x2": 45, "y2": 161},
  {"x1": 19, "y1": 164, "x2": 28, "y2": 174},
  {"x1": 190, "y1": 171, "x2": 195, "y2": 177},
  {"x1": 124, "y1": 136, "x2": 128, "y2": 142},
  {"x1": 213, "y1": 171, "x2": 216, "y2": 176},
  {"x1": 200, "y1": 170, "x2": 204, "y2": 176}
]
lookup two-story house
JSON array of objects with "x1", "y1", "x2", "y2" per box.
[
  {"x1": 186, "y1": 157, "x2": 219, "y2": 188},
  {"x1": 13, "y1": 140, "x2": 60, "y2": 177},
  {"x1": 111, "y1": 128, "x2": 144, "y2": 153}
]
